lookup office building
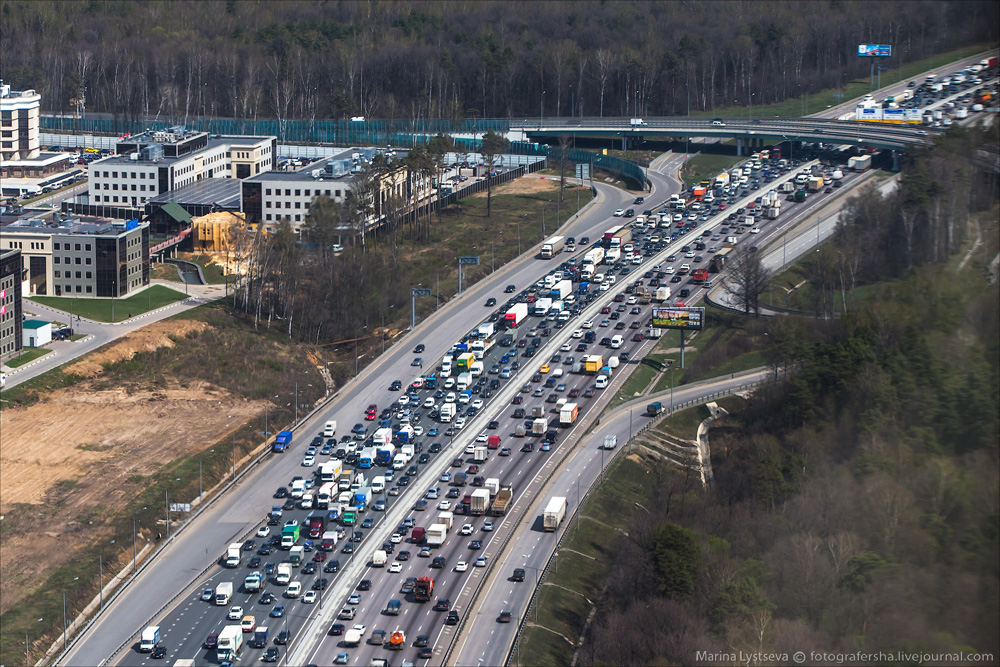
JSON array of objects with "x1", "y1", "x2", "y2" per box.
[
  {"x1": 1, "y1": 215, "x2": 149, "y2": 298},
  {"x1": 0, "y1": 81, "x2": 41, "y2": 163},
  {"x1": 0, "y1": 248, "x2": 24, "y2": 357}
]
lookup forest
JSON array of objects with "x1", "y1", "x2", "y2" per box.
[
  {"x1": 576, "y1": 130, "x2": 1000, "y2": 664},
  {"x1": 1, "y1": 0, "x2": 997, "y2": 126}
]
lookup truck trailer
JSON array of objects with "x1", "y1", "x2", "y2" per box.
[
  {"x1": 216, "y1": 625, "x2": 243, "y2": 662},
  {"x1": 491, "y1": 485, "x2": 513, "y2": 516},
  {"x1": 470, "y1": 489, "x2": 491, "y2": 515},
  {"x1": 504, "y1": 303, "x2": 529, "y2": 328},
  {"x1": 543, "y1": 496, "x2": 568, "y2": 531},
  {"x1": 224, "y1": 542, "x2": 242, "y2": 568},
  {"x1": 559, "y1": 403, "x2": 579, "y2": 426},
  {"x1": 139, "y1": 626, "x2": 160, "y2": 652},
  {"x1": 540, "y1": 235, "x2": 565, "y2": 259}
]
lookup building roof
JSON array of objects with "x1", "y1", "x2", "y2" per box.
[
  {"x1": 148, "y1": 178, "x2": 242, "y2": 209},
  {"x1": 23, "y1": 319, "x2": 49, "y2": 329},
  {"x1": 158, "y1": 202, "x2": 193, "y2": 224}
]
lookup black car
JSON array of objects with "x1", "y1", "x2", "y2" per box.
[
  {"x1": 274, "y1": 487, "x2": 288, "y2": 498},
  {"x1": 263, "y1": 646, "x2": 279, "y2": 662},
  {"x1": 446, "y1": 610, "x2": 460, "y2": 625},
  {"x1": 260, "y1": 592, "x2": 276, "y2": 604},
  {"x1": 324, "y1": 559, "x2": 340, "y2": 573},
  {"x1": 434, "y1": 598, "x2": 451, "y2": 610},
  {"x1": 414, "y1": 634, "x2": 430, "y2": 647},
  {"x1": 389, "y1": 380, "x2": 402, "y2": 391},
  {"x1": 313, "y1": 577, "x2": 329, "y2": 590},
  {"x1": 414, "y1": 344, "x2": 426, "y2": 353},
  {"x1": 151, "y1": 645, "x2": 167, "y2": 659},
  {"x1": 275, "y1": 629, "x2": 291, "y2": 644},
  {"x1": 358, "y1": 579, "x2": 372, "y2": 590},
  {"x1": 418, "y1": 453, "x2": 430, "y2": 464},
  {"x1": 243, "y1": 539, "x2": 256, "y2": 551},
  {"x1": 485, "y1": 298, "x2": 497, "y2": 307},
  {"x1": 302, "y1": 561, "x2": 317, "y2": 574},
  {"x1": 248, "y1": 556, "x2": 261, "y2": 568}
]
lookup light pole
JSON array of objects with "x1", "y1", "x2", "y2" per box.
[
  {"x1": 519, "y1": 214, "x2": 525, "y2": 255},
  {"x1": 520, "y1": 556, "x2": 541, "y2": 623},
  {"x1": 540, "y1": 90, "x2": 545, "y2": 128}
]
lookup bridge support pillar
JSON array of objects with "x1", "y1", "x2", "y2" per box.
[
  {"x1": 736, "y1": 139, "x2": 743, "y2": 156},
  {"x1": 891, "y1": 151, "x2": 900, "y2": 172}
]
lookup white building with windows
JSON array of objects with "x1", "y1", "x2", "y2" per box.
[
  {"x1": 86, "y1": 128, "x2": 276, "y2": 210},
  {"x1": 0, "y1": 81, "x2": 41, "y2": 163}
]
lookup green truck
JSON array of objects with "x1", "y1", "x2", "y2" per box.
[{"x1": 281, "y1": 523, "x2": 300, "y2": 548}]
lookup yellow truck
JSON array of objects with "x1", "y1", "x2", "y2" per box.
[{"x1": 583, "y1": 355, "x2": 603, "y2": 375}]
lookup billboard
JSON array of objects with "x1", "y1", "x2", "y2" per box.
[
  {"x1": 651, "y1": 307, "x2": 705, "y2": 331},
  {"x1": 858, "y1": 44, "x2": 891, "y2": 57}
]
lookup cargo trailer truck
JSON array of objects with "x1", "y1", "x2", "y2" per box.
[{"x1": 543, "y1": 497, "x2": 568, "y2": 531}]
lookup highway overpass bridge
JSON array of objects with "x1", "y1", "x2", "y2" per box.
[{"x1": 515, "y1": 116, "x2": 934, "y2": 154}]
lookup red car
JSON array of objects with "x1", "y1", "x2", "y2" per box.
[
  {"x1": 313, "y1": 550, "x2": 327, "y2": 562},
  {"x1": 204, "y1": 632, "x2": 218, "y2": 649},
  {"x1": 632, "y1": 332, "x2": 644, "y2": 342}
]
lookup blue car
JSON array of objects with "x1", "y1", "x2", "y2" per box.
[
  {"x1": 303, "y1": 540, "x2": 314, "y2": 552},
  {"x1": 428, "y1": 428, "x2": 440, "y2": 437},
  {"x1": 271, "y1": 605, "x2": 285, "y2": 617}
]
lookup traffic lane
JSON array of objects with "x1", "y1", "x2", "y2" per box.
[{"x1": 461, "y1": 369, "x2": 771, "y2": 666}]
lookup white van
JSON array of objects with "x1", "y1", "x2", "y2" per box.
[
  {"x1": 291, "y1": 480, "x2": 306, "y2": 498},
  {"x1": 286, "y1": 581, "x2": 302, "y2": 598},
  {"x1": 299, "y1": 492, "x2": 314, "y2": 509},
  {"x1": 595, "y1": 375, "x2": 609, "y2": 389},
  {"x1": 323, "y1": 421, "x2": 337, "y2": 438},
  {"x1": 610, "y1": 335, "x2": 624, "y2": 349},
  {"x1": 371, "y1": 476, "x2": 385, "y2": 493}
]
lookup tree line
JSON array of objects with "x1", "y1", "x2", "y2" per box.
[
  {"x1": 2, "y1": 1, "x2": 997, "y2": 127},
  {"x1": 578, "y1": 262, "x2": 1000, "y2": 666}
]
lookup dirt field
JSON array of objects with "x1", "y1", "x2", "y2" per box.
[
  {"x1": 0, "y1": 320, "x2": 268, "y2": 615},
  {"x1": 475, "y1": 175, "x2": 563, "y2": 197}
]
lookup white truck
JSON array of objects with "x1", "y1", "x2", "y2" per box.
[
  {"x1": 344, "y1": 628, "x2": 363, "y2": 647},
  {"x1": 323, "y1": 420, "x2": 337, "y2": 437},
  {"x1": 532, "y1": 417, "x2": 548, "y2": 436},
  {"x1": 485, "y1": 478, "x2": 500, "y2": 497},
  {"x1": 439, "y1": 403, "x2": 456, "y2": 423},
  {"x1": 437, "y1": 511, "x2": 455, "y2": 529},
  {"x1": 276, "y1": 563, "x2": 291, "y2": 585},
  {"x1": 426, "y1": 524, "x2": 448, "y2": 547},
  {"x1": 603, "y1": 435, "x2": 618, "y2": 450},
  {"x1": 549, "y1": 279, "x2": 573, "y2": 299},
  {"x1": 654, "y1": 286, "x2": 671, "y2": 303},
  {"x1": 373, "y1": 549, "x2": 388, "y2": 567},
  {"x1": 533, "y1": 297, "x2": 552, "y2": 316},
  {"x1": 543, "y1": 496, "x2": 568, "y2": 531},
  {"x1": 139, "y1": 626, "x2": 160, "y2": 652},
  {"x1": 224, "y1": 542, "x2": 242, "y2": 568},
  {"x1": 217, "y1": 625, "x2": 243, "y2": 662},
  {"x1": 244, "y1": 571, "x2": 263, "y2": 592},
  {"x1": 540, "y1": 235, "x2": 565, "y2": 259},
  {"x1": 470, "y1": 489, "x2": 491, "y2": 515},
  {"x1": 215, "y1": 581, "x2": 234, "y2": 605},
  {"x1": 848, "y1": 154, "x2": 871, "y2": 171}
]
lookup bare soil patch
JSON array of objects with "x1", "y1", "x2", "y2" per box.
[
  {"x1": 475, "y1": 176, "x2": 562, "y2": 197},
  {"x1": 0, "y1": 320, "x2": 268, "y2": 615}
]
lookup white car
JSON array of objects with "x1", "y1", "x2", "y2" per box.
[
  {"x1": 599, "y1": 282, "x2": 610, "y2": 292},
  {"x1": 472, "y1": 399, "x2": 484, "y2": 410},
  {"x1": 476, "y1": 433, "x2": 489, "y2": 443},
  {"x1": 445, "y1": 392, "x2": 456, "y2": 403},
  {"x1": 482, "y1": 521, "x2": 494, "y2": 532},
  {"x1": 679, "y1": 263, "x2": 691, "y2": 272},
  {"x1": 599, "y1": 320, "x2": 610, "y2": 328},
  {"x1": 389, "y1": 562, "x2": 403, "y2": 573},
  {"x1": 613, "y1": 208, "x2": 625, "y2": 217},
  {"x1": 458, "y1": 392, "x2": 470, "y2": 404},
  {"x1": 626, "y1": 296, "x2": 638, "y2": 305},
  {"x1": 465, "y1": 444, "x2": 476, "y2": 454},
  {"x1": 454, "y1": 561, "x2": 469, "y2": 572},
  {"x1": 474, "y1": 556, "x2": 488, "y2": 567},
  {"x1": 444, "y1": 377, "x2": 455, "y2": 389},
  {"x1": 257, "y1": 526, "x2": 270, "y2": 538},
  {"x1": 685, "y1": 251, "x2": 695, "y2": 258},
  {"x1": 438, "y1": 500, "x2": 452, "y2": 511},
  {"x1": 582, "y1": 320, "x2": 594, "y2": 329},
  {"x1": 351, "y1": 624, "x2": 367, "y2": 636},
  {"x1": 397, "y1": 395, "x2": 409, "y2": 406},
  {"x1": 228, "y1": 605, "x2": 244, "y2": 620},
  {"x1": 390, "y1": 533, "x2": 403, "y2": 543},
  {"x1": 302, "y1": 455, "x2": 315, "y2": 467},
  {"x1": 571, "y1": 329, "x2": 584, "y2": 339},
  {"x1": 302, "y1": 591, "x2": 317, "y2": 604},
  {"x1": 664, "y1": 266, "x2": 675, "y2": 274},
  {"x1": 454, "y1": 417, "x2": 467, "y2": 430},
  {"x1": 423, "y1": 397, "x2": 435, "y2": 408},
  {"x1": 413, "y1": 425, "x2": 424, "y2": 436},
  {"x1": 460, "y1": 523, "x2": 474, "y2": 535},
  {"x1": 631, "y1": 255, "x2": 642, "y2": 264},
  {"x1": 560, "y1": 342, "x2": 572, "y2": 351},
  {"x1": 749, "y1": 227, "x2": 761, "y2": 234},
  {"x1": 426, "y1": 487, "x2": 440, "y2": 499}
]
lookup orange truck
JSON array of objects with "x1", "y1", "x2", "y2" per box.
[{"x1": 388, "y1": 630, "x2": 406, "y2": 650}]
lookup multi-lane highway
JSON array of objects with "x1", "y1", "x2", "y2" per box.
[
  {"x1": 65, "y1": 145, "x2": 867, "y2": 667},
  {"x1": 57, "y1": 50, "x2": 991, "y2": 667}
]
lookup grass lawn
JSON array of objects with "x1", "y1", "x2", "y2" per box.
[
  {"x1": 3, "y1": 348, "x2": 51, "y2": 368},
  {"x1": 692, "y1": 43, "x2": 993, "y2": 119},
  {"x1": 609, "y1": 360, "x2": 658, "y2": 409},
  {"x1": 181, "y1": 253, "x2": 228, "y2": 284},
  {"x1": 28, "y1": 285, "x2": 189, "y2": 323},
  {"x1": 518, "y1": 456, "x2": 660, "y2": 665},
  {"x1": 658, "y1": 404, "x2": 709, "y2": 441},
  {"x1": 679, "y1": 153, "x2": 743, "y2": 188}
]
